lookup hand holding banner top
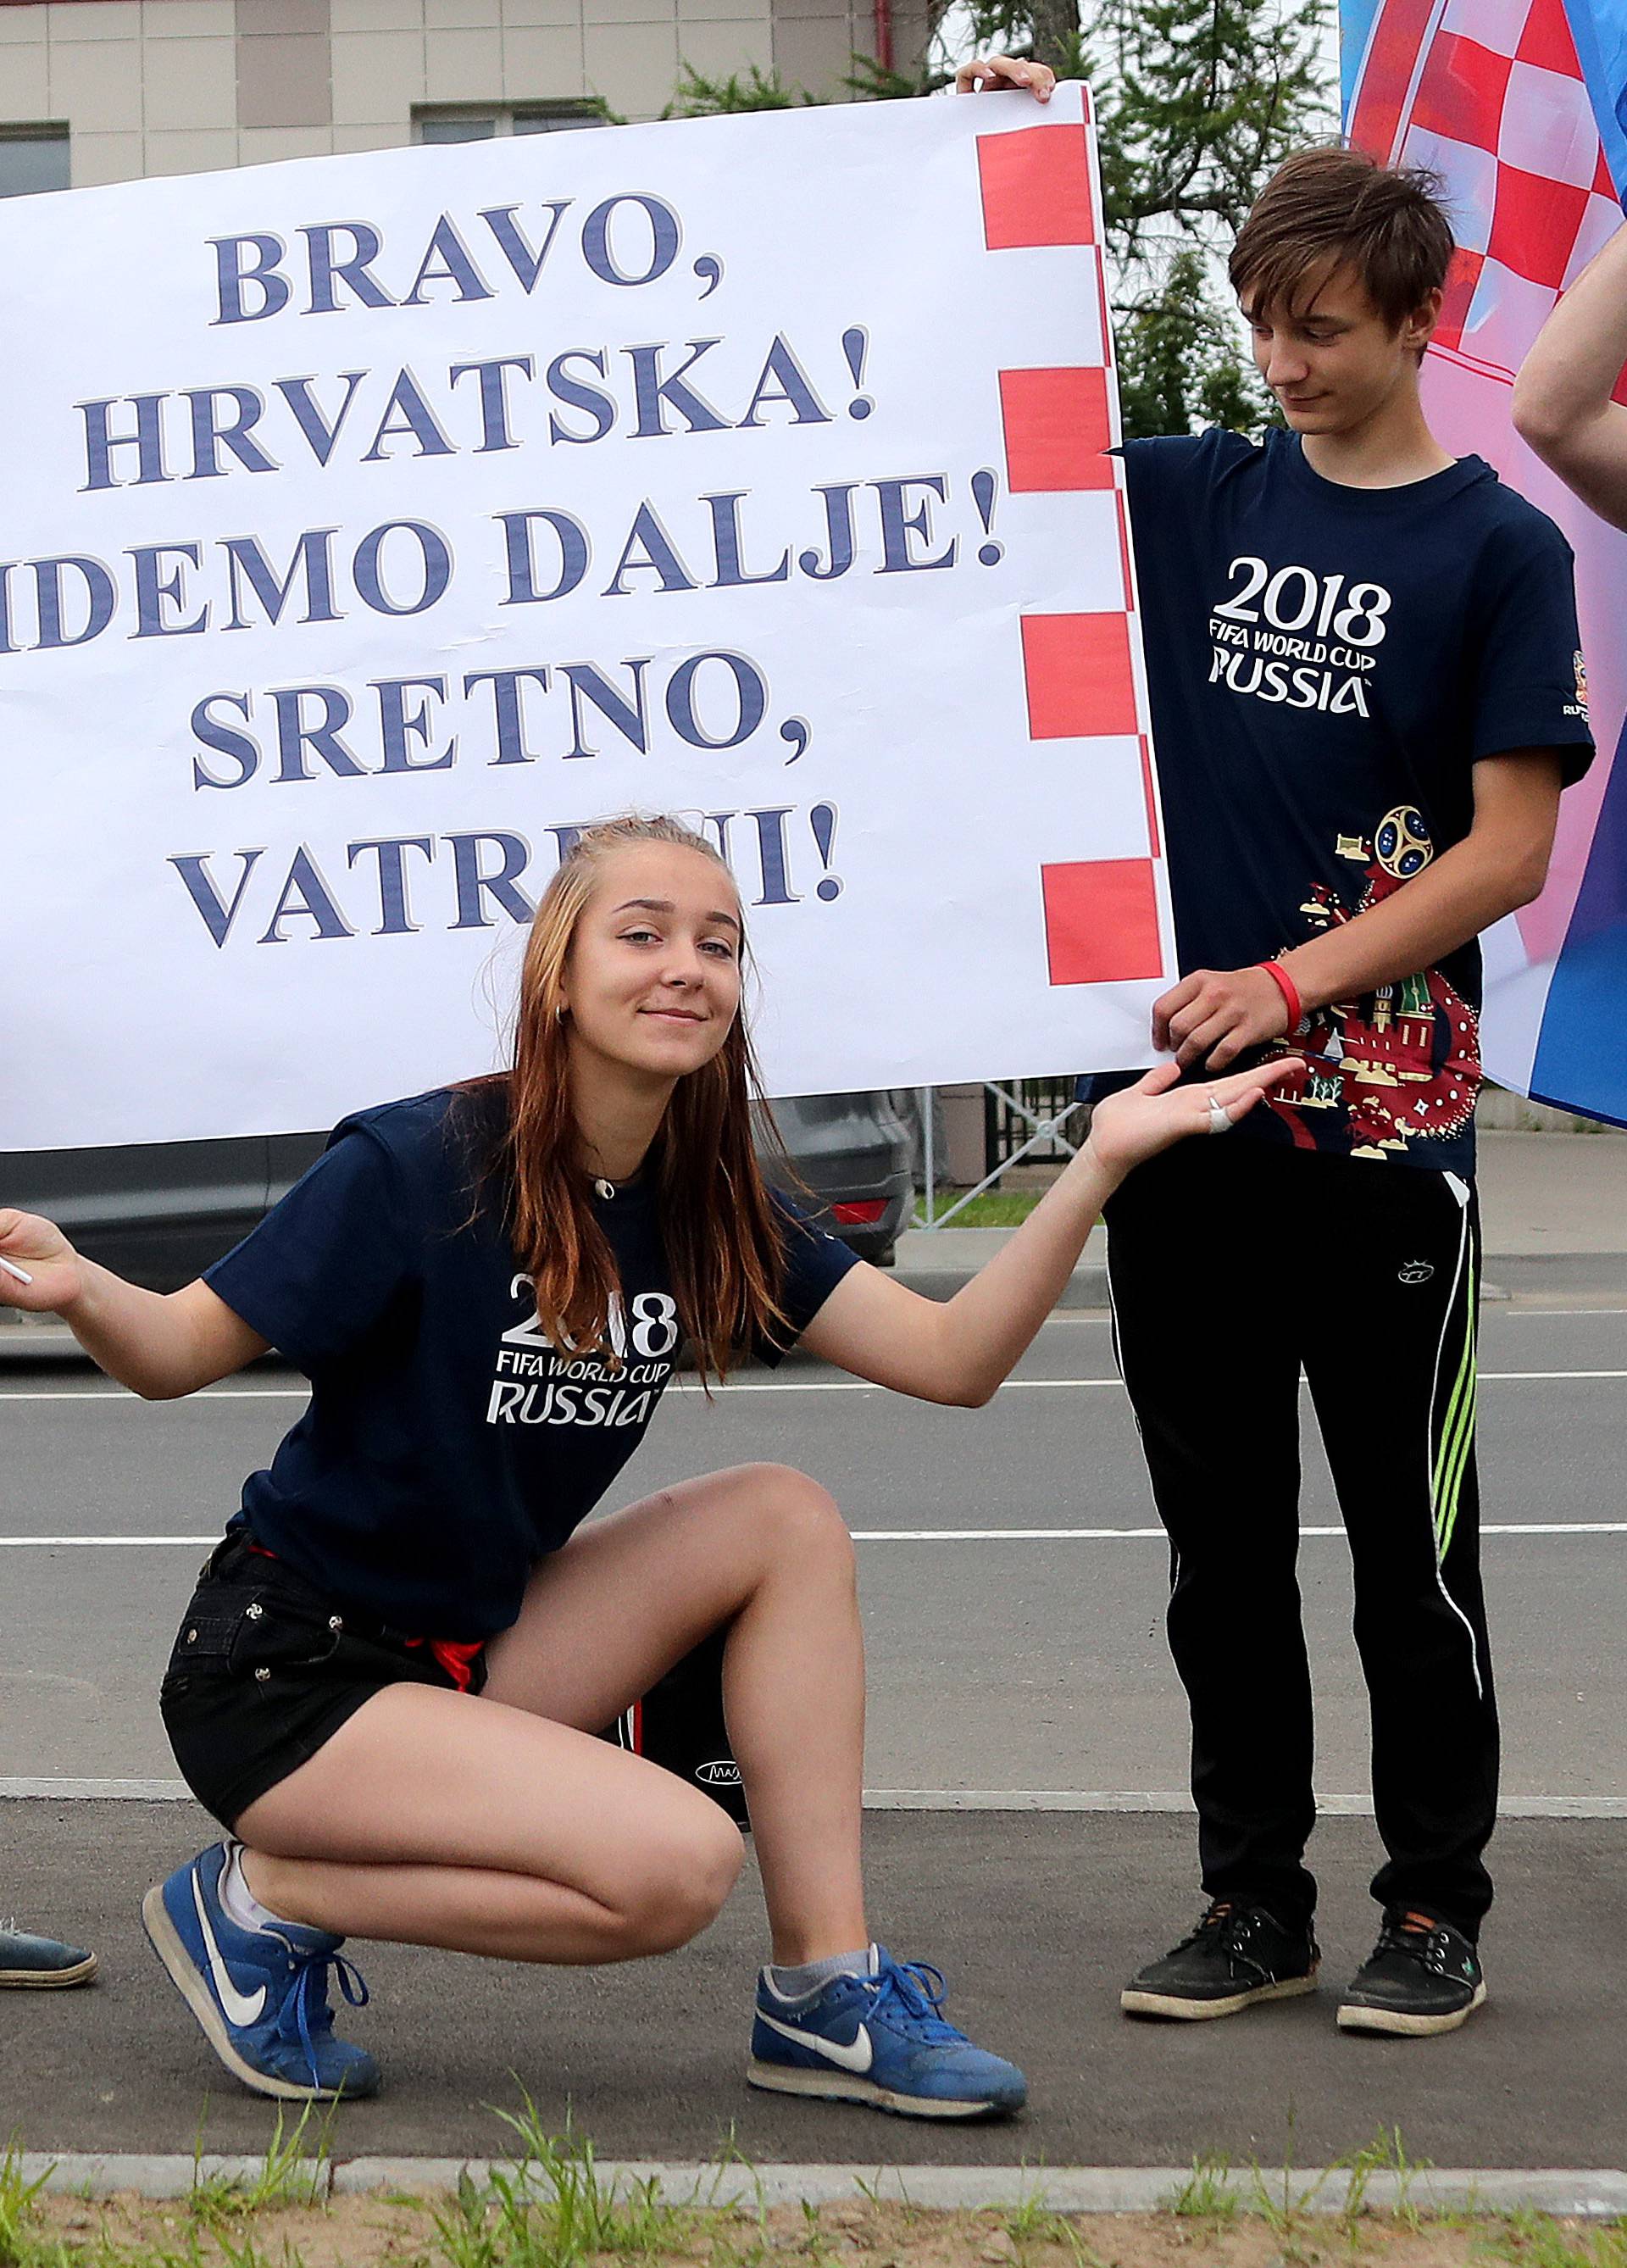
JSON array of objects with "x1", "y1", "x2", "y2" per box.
[{"x1": 1, "y1": 86, "x2": 1174, "y2": 1149}]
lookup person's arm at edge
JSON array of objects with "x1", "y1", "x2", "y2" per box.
[
  {"x1": 797, "y1": 1056, "x2": 1300, "y2": 1404},
  {"x1": 0, "y1": 1209, "x2": 267, "y2": 1397},
  {"x1": 1513, "y1": 220, "x2": 1627, "y2": 531},
  {"x1": 952, "y1": 54, "x2": 1055, "y2": 97},
  {"x1": 1156, "y1": 751, "x2": 1565, "y2": 1069}
]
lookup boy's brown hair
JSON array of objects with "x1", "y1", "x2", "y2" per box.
[{"x1": 1229, "y1": 144, "x2": 1455, "y2": 329}]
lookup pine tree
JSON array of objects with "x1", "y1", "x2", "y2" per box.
[
  {"x1": 963, "y1": 0, "x2": 1335, "y2": 434},
  {"x1": 669, "y1": 1, "x2": 1335, "y2": 435},
  {"x1": 664, "y1": 62, "x2": 817, "y2": 115}
]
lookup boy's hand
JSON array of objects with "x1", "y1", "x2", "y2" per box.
[
  {"x1": 1152, "y1": 965, "x2": 1295, "y2": 1070},
  {"x1": 954, "y1": 55, "x2": 1055, "y2": 97}
]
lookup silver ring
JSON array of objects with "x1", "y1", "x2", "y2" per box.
[{"x1": 1206, "y1": 1096, "x2": 1233, "y2": 1137}]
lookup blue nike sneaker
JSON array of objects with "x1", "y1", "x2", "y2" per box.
[
  {"x1": 142, "y1": 1842, "x2": 378, "y2": 2101},
  {"x1": 748, "y1": 1947, "x2": 1027, "y2": 2119}
]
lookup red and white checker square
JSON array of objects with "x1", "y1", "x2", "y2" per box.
[
  {"x1": 1379, "y1": 0, "x2": 1627, "y2": 383},
  {"x1": 973, "y1": 86, "x2": 1173, "y2": 994}
]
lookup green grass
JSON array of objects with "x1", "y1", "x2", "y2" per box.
[
  {"x1": 1002, "y1": 2187, "x2": 1108, "y2": 2267},
  {"x1": 0, "y1": 2145, "x2": 54, "y2": 2268},
  {"x1": 430, "y1": 2104, "x2": 712, "y2": 2268},
  {"x1": 913, "y1": 1192, "x2": 1045, "y2": 1228},
  {"x1": 183, "y1": 2106, "x2": 335, "y2": 2231},
  {"x1": 1336, "y1": 2126, "x2": 1433, "y2": 2232},
  {"x1": 1164, "y1": 2127, "x2": 1441, "y2": 2241},
  {"x1": 1482, "y1": 2216, "x2": 1627, "y2": 2268},
  {"x1": 5, "y1": 2111, "x2": 1625, "y2": 2268},
  {"x1": 1165, "y1": 2153, "x2": 1241, "y2": 2221}
]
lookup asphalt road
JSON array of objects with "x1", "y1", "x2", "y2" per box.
[
  {"x1": 8, "y1": 1809, "x2": 1627, "y2": 2167},
  {"x1": 3, "y1": 1309, "x2": 1624, "y2": 1798},
  {"x1": 3, "y1": 1309, "x2": 1625, "y2": 2164}
]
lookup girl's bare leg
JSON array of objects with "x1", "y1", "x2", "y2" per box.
[{"x1": 236, "y1": 1462, "x2": 867, "y2": 1965}]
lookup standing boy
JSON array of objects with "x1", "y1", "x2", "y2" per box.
[{"x1": 958, "y1": 59, "x2": 1594, "y2": 2034}]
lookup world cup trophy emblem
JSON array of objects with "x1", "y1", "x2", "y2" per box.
[{"x1": 1373, "y1": 805, "x2": 1433, "y2": 881}]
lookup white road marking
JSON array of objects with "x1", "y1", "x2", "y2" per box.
[
  {"x1": 851, "y1": 1523, "x2": 1627, "y2": 1539},
  {"x1": 2, "y1": 1776, "x2": 1622, "y2": 1819},
  {"x1": 0, "y1": 1387, "x2": 313, "y2": 1402},
  {"x1": 0, "y1": 1778, "x2": 195, "y2": 1799},
  {"x1": 1, "y1": 1368, "x2": 1624, "y2": 1404},
  {"x1": 1460, "y1": 1370, "x2": 1627, "y2": 1381},
  {"x1": 1502, "y1": 1308, "x2": 1627, "y2": 1318},
  {"x1": 863, "y1": 1789, "x2": 1627, "y2": 1819},
  {"x1": 5, "y1": 1522, "x2": 1627, "y2": 1546}
]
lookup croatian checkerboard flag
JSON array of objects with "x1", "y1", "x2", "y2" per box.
[{"x1": 1344, "y1": 0, "x2": 1627, "y2": 1126}]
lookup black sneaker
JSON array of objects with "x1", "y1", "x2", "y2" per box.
[
  {"x1": 1336, "y1": 1908, "x2": 1485, "y2": 2037},
  {"x1": 1121, "y1": 1899, "x2": 1319, "y2": 2021}
]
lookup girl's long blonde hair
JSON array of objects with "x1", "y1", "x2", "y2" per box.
[{"x1": 466, "y1": 814, "x2": 791, "y2": 1381}]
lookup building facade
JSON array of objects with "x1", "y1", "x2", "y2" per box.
[{"x1": 0, "y1": 0, "x2": 929, "y2": 195}]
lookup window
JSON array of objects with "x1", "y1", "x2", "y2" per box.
[
  {"x1": 0, "y1": 127, "x2": 69, "y2": 200},
  {"x1": 515, "y1": 109, "x2": 608, "y2": 132},
  {"x1": 418, "y1": 116, "x2": 497, "y2": 143},
  {"x1": 414, "y1": 105, "x2": 608, "y2": 143}
]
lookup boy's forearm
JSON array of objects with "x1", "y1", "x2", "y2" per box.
[{"x1": 1279, "y1": 836, "x2": 1539, "y2": 1014}]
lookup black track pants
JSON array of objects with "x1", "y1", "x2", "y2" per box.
[{"x1": 1102, "y1": 1137, "x2": 1498, "y2": 1938}]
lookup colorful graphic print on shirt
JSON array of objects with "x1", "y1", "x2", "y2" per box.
[{"x1": 1262, "y1": 806, "x2": 1481, "y2": 1163}]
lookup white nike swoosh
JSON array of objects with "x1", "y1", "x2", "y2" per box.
[
  {"x1": 758, "y1": 2009, "x2": 874, "y2": 2073},
  {"x1": 192, "y1": 1870, "x2": 268, "y2": 2027}
]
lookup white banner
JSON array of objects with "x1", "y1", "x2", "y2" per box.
[{"x1": 0, "y1": 81, "x2": 1173, "y2": 1150}]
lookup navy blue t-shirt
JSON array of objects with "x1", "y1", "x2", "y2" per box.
[
  {"x1": 203, "y1": 1086, "x2": 858, "y2": 1637},
  {"x1": 1117, "y1": 427, "x2": 1594, "y2": 1172}
]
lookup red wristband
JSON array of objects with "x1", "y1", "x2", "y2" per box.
[{"x1": 1256, "y1": 959, "x2": 1303, "y2": 1036}]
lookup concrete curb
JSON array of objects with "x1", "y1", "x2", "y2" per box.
[{"x1": 15, "y1": 2155, "x2": 1627, "y2": 2215}]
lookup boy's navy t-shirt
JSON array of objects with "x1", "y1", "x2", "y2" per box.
[
  {"x1": 1116, "y1": 426, "x2": 1593, "y2": 1173},
  {"x1": 203, "y1": 1085, "x2": 858, "y2": 1637}
]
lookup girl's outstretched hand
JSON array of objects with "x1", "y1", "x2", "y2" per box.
[
  {"x1": 1084, "y1": 1057, "x2": 1307, "y2": 1181},
  {"x1": 0, "y1": 1209, "x2": 86, "y2": 1315}
]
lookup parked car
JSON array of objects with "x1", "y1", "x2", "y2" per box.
[
  {"x1": 0, "y1": 1091, "x2": 912, "y2": 1298},
  {"x1": 757, "y1": 1091, "x2": 913, "y2": 1266}
]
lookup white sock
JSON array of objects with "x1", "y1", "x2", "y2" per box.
[
  {"x1": 218, "y1": 1842, "x2": 289, "y2": 1935},
  {"x1": 766, "y1": 1944, "x2": 877, "y2": 2002}
]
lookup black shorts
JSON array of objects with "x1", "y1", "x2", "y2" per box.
[{"x1": 161, "y1": 1531, "x2": 487, "y2": 1832}]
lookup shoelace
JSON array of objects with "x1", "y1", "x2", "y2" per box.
[
  {"x1": 1172, "y1": 1900, "x2": 1245, "y2": 1956},
  {"x1": 1372, "y1": 1911, "x2": 1463, "y2": 1973},
  {"x1": 865, "y1": 1959, "x2": 964, "y2": 2043},
  {"x1": 275, "y1": 1946, "x2": 370, "y2": 2087}
]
